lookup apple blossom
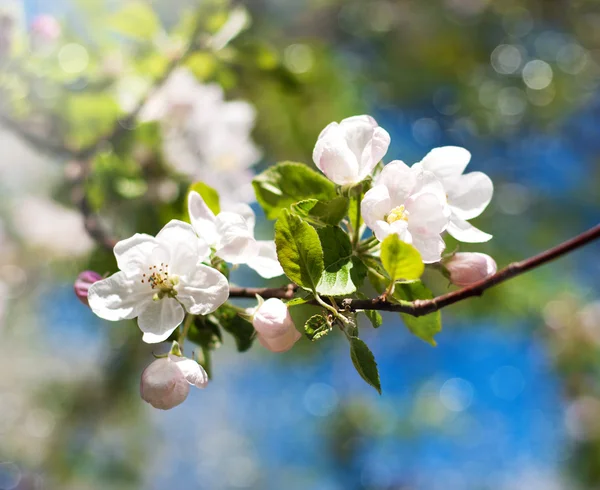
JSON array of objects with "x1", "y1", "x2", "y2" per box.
[
  {"x1": 140, "y1": 354, "x2": 208, "y2": 410},
  {"x1": 413, "y1": 146, "x2": 493, "y2": 243},
  {"x1": 362, "y1": 161, "x2": 451, "y2": 263},
  {"x1": 74, "y1": 270, "x2": 102, "y2": 306},
  {"x1": 444, "y1": 252, "x2": 497, "y2": 287},
  {"x1": 30, "y1": 14, "x2": 61, "y2": 43},
  {"x1": 88, "y1": 220, "x2": 229, "y2": 344},
  {"x1": 188, "y1": 191, "x2": 283, "y2": 278},
  {"x1": 251, "y1": 298, "x2": 300, "y2": 353},
  {"x1": 312, "y1": 115, "x2": 391, "y2": 186}
]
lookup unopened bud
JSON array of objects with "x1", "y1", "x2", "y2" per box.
[
  {"x1": 140, "y1": 354, "x2": 208, "y2": 410},
  {"x1": 74, "y1": 270, "x2": 102, "y2": 306},
  {"x1": 444, "y1": 252, "x2": 497, "y2": 287},
  {"x1": 252, "y1": 298, "x2": 300, "y2": 353}
]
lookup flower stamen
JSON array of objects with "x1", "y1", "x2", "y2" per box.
[{"x1": 386, "y1": 205, "x2": 409, "y2": 224}]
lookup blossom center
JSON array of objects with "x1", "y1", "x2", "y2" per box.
[
  {"x1": 141, "y1": 263, "x2": 179, "y2": 300},
  {"x1": 386, "y1": 205, "x2": 409, "y2": 224}
]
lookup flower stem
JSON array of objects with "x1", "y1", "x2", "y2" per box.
[
  {"x1": 179, "y1": 314, "x2": 195, "y2": 348},
  {"x1": 353, "y1": 192, "x2": 361, "y2": 247}
]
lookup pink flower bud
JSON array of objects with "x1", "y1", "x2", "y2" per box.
[
  {"x1": 140, "y1": 354, "x2": 208, "y2": 410},
  {"x1": 444, "y1": 252, "x2": 497, "y2": 287},
  {"x1": 30, "y1": 15, "x2": 61, "y2": 43},
  {"x1": 252, "y1": 298, "x2": 300, "y2": 353},
  {"x1": 74, "y1": 270, "x2": 102, "y2": 306}
]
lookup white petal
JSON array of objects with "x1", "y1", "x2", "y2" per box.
[
  {"x1": 389, "y1": 220, "x2": 411, "y2": 243},
  {"x1": 88, "y1": 272, "x2": 151, "y2": 321},
  {"x1": 377, "y1": 161, "x2": 417, "y2": 206},
  {"x1": 215, "y1": 212, "x2": 258, "y2": 263},
  {"x1": 113, "y1": 234, "x2": 157, "y2": 274},
  {"x1": 447, "y1": 171, "x2": 494, "y2": 220},
  {"x1": 246, "y1": 241, "x2": 284, "y2": 278},
  {"x1": 155, "y1": 220, "x2": 207, "y2": 271},
  {"x1": 138, "y1": 298, "x2": 185, "y2": 344},
  {"x1": 372, "y1": 220, "x2": 391, "y2": 242},
  {"x1": 312, "y1": 123, "x2": 360, "y2": 185},
  {"x1": 257, "y1": 327, "x2": 301, "y2": 353},
  {"x1": 224, "y1": 202, "x2": 256, "y2": 233},
  {"x1": 188, "y1": 191, "x2": 219, "y2": 246},
  {"x1": 412, "y1": 169, "x2": 447, "y2": 203},
  {"x1": 361, "y1": 185, "x2": 391, "y2": 230},
  {"x1": 170, "y1": 354, "x2": 209, "y2": 389},
  {"x1": 411, "y1": 235, "x2": 446, "y2": 263},
  {"x1": 178, "y1": 264, "x2": 229, "y2": 316},
  {"x1": 418, "y1": 146, "x2": 471, "y2": 183},
  {"x1": 340, "y1": 115, "x2": 390, "y2": 181},
  {"x1": 406, "y1": 193, "x2": 449, "y2": 236},
  {"x1": 446, "y1": 215, "x2": 492, "y2": 243}
]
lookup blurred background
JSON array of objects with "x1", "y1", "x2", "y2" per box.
[{"x1": 1, "y1": 0, "x2": 600, "y2": 489}]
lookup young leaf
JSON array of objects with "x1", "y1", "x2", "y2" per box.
[
  {"x1": 316, "y1": 226, "x2": 357, "y2": 296},
  {"x1": 304, "y1": 314, "x2": 330, "y2": 341},
  {"x1": 286, "y1": 296, "x2": 313, "y2": 307},
  {"x1": 380, "y1": 235, "x2": 424, "y2": 282},
  {"x1": 363, "y1": 310, "x2": 383, "y2": 329},
  {"x1": 253, "y1": 162, "x2": 337, "y2": 219},
  {"x1": 350, "y1": 338, "x2": 381, "y2": 394},
  {"x1": 213, "y1": 304, "x2": 255, "y2": 352},
  {"x1": 393, "y1": 281, "x2": 441, "y2": 346},
  {"x1": 275, "y1": 210, "x2": 324, "y2": 291},
  {"x1": 186, "y1": 181, "x2": 220, "y2": 215},
  {"x1": 291, "y1": 196, "x2": 350, "y2": 226},
  {"x1": 108, "y1": 1, "x2": 161, "y2": 41}
]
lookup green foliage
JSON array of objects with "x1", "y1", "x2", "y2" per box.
[
  {"x1": 213, "y1": 304, "x2": 255, "y2": 352},
  {"x1": 188, "y1": 315, "x2": 223, "y2": 351},
  {"x1": 304, "y1": 314, "x2": 330, "y2": 341},
  {"x1": 187, "y1": 181, "x2": 221, "y2": 215},
  {"x1": 253, "y1": 162, "x2": 337, "y2": 219},
  {"x1": 380, "y1": 235, "x2": 424, "y2": 283},
  {"x1": 108, "y1": 1, "x2": 161, "y2": 41},
  {"x1": 275, "y1": 210, "x2": 324, "y2": 291},
  {"x1": 363, "y1": 310, "x2": 383, "y2": 329},
  {"x1": 349, "y1": 338, "x2": 381, "y2": 394},
  {"x1": 316, "y1": 226, "x2": 357, "y2": 296},
  {"x1": 290, "y1": 196, "x2": 349, "y2": 227},
  {"x1": 393, "y1": 281, "x2": 442, "y2": 346},
  {"x1": 286, "y1": 296, "x2": 313, "y2": 307}
]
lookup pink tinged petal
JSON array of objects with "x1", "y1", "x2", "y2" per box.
[
  {"x1": 446, "y1": 216, "x2": 492, "y2": 243},
  {"x1": 74, "y1": 270, "x2": 103, "y2": 306},
  {"x1": 447, "y1": 171, "x2": 494, "y2": 220},
  {"x1": 177, "y1": 264, "x2": 229, "y2": 316},
  {"x1": 113, "y1": 233, "x2": 158, "y2": 274},
  {"x1": 340, "y1": 115, "x2": 390, "y2": 181},
  {"x1": 361, "y1": 185, "x2": 391, "y2": 230},
  {"x1": 170, "y1": 354, "x2": 209, "y2": 389},
  {"x1": 445, "y1": 252, "x2": 497, "y2": 287},
  {"x1": 88, "y1": 272, "x2": 152, "y2": 321},
  {"x1": 246, "y1": 241, "x2": 284, "y2": 278},
  {"x1": 138, "y1": 298, "x2": 185, "y2": 344},
  {"x1": 188, "y1": 191, "x2": 218, "y2": 246},
  {"x1": 215, "y1": 212, "x2": 258, "y2": 263},
  {"x1": 419, "y1": 146, "x2": 471, "y2": 183},
  {"x1": 312, "y1": 123, "x2": 360, "y2": 185},
  {"x1": 406, "y1": 193, "x2": 450, "y2": 236},
  {"x1": 140, "y1": 357, "x2": 190, "y2": 410},
  {"x1": 377, "y1": 161, "x2": 417, "y2": 207},
  {"x1": 411, "y1": 235, "x2": 446, "y2": 264},
  {"x1": 252, "y1": 298, "x2": 295, "y2": 339},
  {"x1": 257, "y1": 327, "x2": 301, "y2": 353}
]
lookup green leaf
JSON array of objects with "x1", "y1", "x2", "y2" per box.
[
  {"x1": 380, "y1": 235, "x2": 424, "y2": 282},
  {"x1": 108, "y1": 1, "x2": 161, "y2": 41},
  {"x1": 349, "y1": 338, "x2": 381, "y2": 394},
  {"x1": 393, "y1": 281, "x2": 441, "y2": 346},
  {"x1": 350, "y1": 256, "x2": 368, "y2": 289},
  {"x1": 187, "y1": 181, "x2": 221, "y2": 215},
  {"x1": 363, "y1": 310, "x2": 383, "y2": 329},
  {"x1": 188, "y1": 315, "x2": 223, "y2": 351},
  {"x1": 286, "y1": 296, "x2": 313, "y2": 307},
  {"x1": 316, "y1": 226, "x2": 356, "y2": 296},
  {"x1": 275, "y1": 210, "x2": 324, "y2": 291},
  {"x1": 214, "y1": 304, "x2": 255, "y2": 352},
  {"x1": 253, "y1": 162, "x2": 337, "y2": 219},
  {"x1": 361, "y1": 255, "x2": 390, "y2": 294},
  {"x1": 291, "y1": 196, "x2": 349, "y2": 226},
  {"x1": 304, "y1": 314, "x2": 331, "y2": 341}
]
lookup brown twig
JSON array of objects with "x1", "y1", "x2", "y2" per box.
[
  {"x1": 230, "y1": 223, "x2": 600, "y2": 317},
  {"x1": 229, "y1": 284, "x2": 298, "y2": 300}
]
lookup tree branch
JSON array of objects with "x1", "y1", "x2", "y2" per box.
[{"x1": 229, "y1": 223, "x2": 600, "y2": 316}]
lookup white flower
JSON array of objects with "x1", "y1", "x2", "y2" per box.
[
  {"x1": 140, "y1": 354, "x2": 208, "y2": 410},
  {"x1": 312, "y1": 115, "x2": 391, "y2": 186},
  {"x1": 444, "y1": 252, "x2": 497, "y2": 287},
  {"x1": 413, "y1": 146, "x2": 493, "y2": 243},
  {"x1": 251, "y1": 298, "x2": 300, "y2": 353},
  {"x1": 361, "y1": 161, "x2": 450, "y2": 263},
  {"x1": 188, "y1": 191, "x2": 283, "y2": 278},
  {"x1": 88, "y1": 220, "x2": 229, "y2": 344},
  {"x1": 140, "y1": 68, "x2": 261, "y2": 204}
]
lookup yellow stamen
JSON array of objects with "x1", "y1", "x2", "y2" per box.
[{"x1": 386, "y1": 205, "x2": 409, "y2": 224}]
